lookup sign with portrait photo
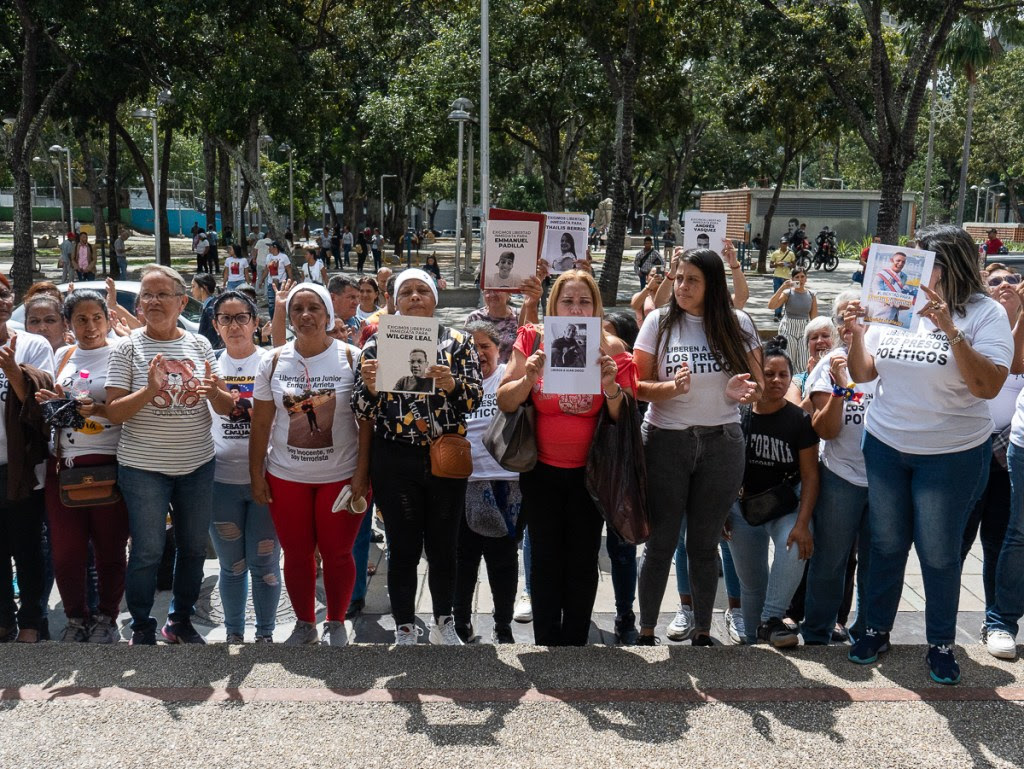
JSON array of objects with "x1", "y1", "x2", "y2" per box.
[
  {"x1": 861, "y1": 243, "x2": 935, "y2": 333},
  {"x1": 482, "y1": 208, "x2": 545, "y2": 290},
  {"x1": 683, "y1": 211, "x2": 728, "y2": 251},
  {"x1": 376, "y1": 314, "x2": 439, "y2": 395},
  {"x1": 542, "y1": 315, "x2": 601, "y2": 395},
  {"x1": 541, "y1": 212, "x2": 589, "y2": 274}
]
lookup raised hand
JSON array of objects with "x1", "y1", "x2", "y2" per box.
[
  {"x1": 725, "y1": 372, "x2": 758, "y2": 403},
  {"x1": 197, "y1": 359, "x2": 221, "y2": 402},
  {"x1": 105, "y1": 276, "x2": 118, "y2": 309},
  {"x1": 145, "y1": 353, "x2": 166, "y2": 396},
  {"x1": 427, "y1": 364, "x2": 456, "y2": 394},
  {"x1": 0, "y1": 333, "x2": 18, "y2": 380},
  {"x1": 361, "y1": 358, "x2": 379, "y2": 397},
  {"x1": 829, "y1": 353, "x2": 849, "y2": 384},
  {"x1": 673, "y1": 363, "x2": 691, "y2": 395},
  {"x1": 524, "y1": 349, "x2": 546, "y2": 384},
  {"x1": 919, "y1": 284, "x2": 955, "y2": 336},
  {"x1": 599, "y1": 354, "x2": 618, "y2": 391}
]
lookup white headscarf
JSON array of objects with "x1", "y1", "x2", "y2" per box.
[
  {"x1": 285, "y1": 282, "x2": 335, "y2": 330},
  {"x1": 393, "y1": 268, "x2": 439, "y2": 305}
]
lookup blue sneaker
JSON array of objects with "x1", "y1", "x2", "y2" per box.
[
  {"x1": 848, "y1": 628, "x2": 890, "y2": 664},
  {"x1": 927, "y1": 644, "x2": 961, "y2": 685},
  {"x1": 161, "y1": 619, "x2": 206, "y2": 644}
]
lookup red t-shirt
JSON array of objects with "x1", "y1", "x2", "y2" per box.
[
  {"x1": 986, "y1": 238, "x2": 1003, "y2": 255},
  {"x1": 513, "y1": 324, "x2": 637, "y2": 469}
]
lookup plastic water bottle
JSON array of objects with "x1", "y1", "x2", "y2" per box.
[{"x1": 70, "y1": 370, "x2": 91, "y2": 402}]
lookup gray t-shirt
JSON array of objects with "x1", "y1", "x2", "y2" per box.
[
  {"x1": 113, "y1": 237, "x2": 126, "y2": 257},
  {"x1": 783, "y1": 289, "x2": 814, "y2": 320},
  {"x1": 106, "y1": 330, "x2": 220, "y2": 475}
]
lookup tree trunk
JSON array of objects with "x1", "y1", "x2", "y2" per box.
[
  {"x1": 158, "y1": 125, "x2": 173, "y2": 264},
  {"x1": 10, "y1": 166, "x2": 35, "y2": 297},
  {"x1": 955, "y1": 76, "x2": 976, "y2": 226},
  {"x1": 215, "y1": 139, "x2": 281, "y2": 238},
  {"x1": 877, "y1": 164, "x2": 908, "y2": 244},
  {"x1": 1006, "y1": 181, "x2": 1022, "y2": 224},
  {"x1": 105, "y1": 112, "x2": 122, "y2": 276},
  {"x1": 758, "y1": 154, "x2": 793, "y2": 273},
  {"x1": 76, "y1": 132, "x2": 108, "y2": 274},
  {"x1": 217, "y1": 146, "x2": 233, "y2": 237},
  {"x1": 202, "y1": 133, "x2": 217, "y2": 229}
]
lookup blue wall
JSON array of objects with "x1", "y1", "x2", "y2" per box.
[{"x1": 129, "y1": 208, "x2": 222, "y2": 235}]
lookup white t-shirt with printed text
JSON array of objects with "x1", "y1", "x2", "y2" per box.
[
  {"x1": 224, "y1": 257, "x2": 249, "y2": 284},
  {"x1": 0, "y1": 332, "x2": 54, "y2": 464},
  {"x1": 467, "y1": 364, "x2": 516, "y2": 482},
  {"x1": 865, "y1": 295, "x2": 1013, "y2": 454},
  {"x1": 210, "y1": 348, "x2": 267, "y2": 484},
  {"x1": 53, "y1": 343, "x2": 121, "y2": 459},
  {"x1": 253, "y1": 339, "x2": 359, "y2": 483},
  {"x1": 263, "y1": 253, "x2": 290, "y2": 283},
  {"x1": 806, "y1": 348, "x2": 875, "y2": 487},
  {"x1": 634, "y1": 308, "x2": 760, "y2": 429}
]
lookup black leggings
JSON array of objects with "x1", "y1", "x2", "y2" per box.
[
  {"x1": 453, "y1": 494, "x2": 518, "y2": 629},
  {"x1": 0, "y1": 466, "x2": 45, "y2": 632},
  {"x1": 520, "y1": 462, "x2": 604, "y2": 646},
  {"x1": 370, "y1": 436, "x2": 466, "y2": 625}
]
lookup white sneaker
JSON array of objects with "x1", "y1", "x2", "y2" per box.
[
  {"x1": 322, "y1": 620, "x2": 350, "y2": 647},
  {"x1": 986, "y1": 628, "x2": 1017, "y2": 660},
  {"x1": 428, "y1": 615, "x2": 464, "y2": 646},
  {"x1": 725, "y1": 608, "x2": 745, "y2": 645},
  {"x1": 283, "y1": 620, "x2": 320, "y2": 645},
  {"x1": 395, "y1": 623, "x2": 422, "y2": 646},
  {"x1": 666, "y1": 605, "x2": 695, "y2": 641},
  {"x1": 513, "y1": 593, "x2": 533, "y2": 623}
]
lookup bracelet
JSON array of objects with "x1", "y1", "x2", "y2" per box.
[
  {"x1": 830, "y1": 382, "x2": 864, "y2": 403},
  {"x1": 949, "y1": 328, "x2": 965, "y2": 346},
  {"x1": 603, "y1": 384, "x2": 623, "y2": 400}
]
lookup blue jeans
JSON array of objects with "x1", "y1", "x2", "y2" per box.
[
  {"x1": 989, "y1": 442, "x2": 1024, "y2": 636},
  {"x1": 350, "y1": 503, "x2": 374, "y2": 602},
  {"x1": 266, "y1": 285, "x2": 276, "y2": 320},
  {"x1": 209, "y1": 481, "x2": 281, "y2": 636},
  {"x1": 117, "y1": 255, "x2": 128, "y2": 279},
  {"x1": 728, "y1": 503, "x2": 808, "y2": 642},
  {"x1": 802, "y1": 465, "x2": 869, "y2": 643},
  {"x1": 772, "y1": 277, "x2": 785, "y2": 319},
  {"x1": 862, "y1": 432, "x2": 990, "y2": 645},
  {"x1": 961, "y1": 455, "x2": 1010, "y2": 614},
  {"x1": 605, "y1": 525, "x2": 637, "y2": 617},
  {"x1": 119, "y1": 458, "x2": 215, "y2": 632},
  {"x1": 675, "y1": 534, "x2": 741, "y2": 600}
]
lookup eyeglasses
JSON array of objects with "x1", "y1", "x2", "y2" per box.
[
  {"x1": 139, "y1": 292, "x2": 184, "y2": 303},
  {"x1": 215, "y1": 312, "x2": 255, "y2": 326},
  {"x1": 988, "y1": 274, "x2": 1021, "y2": 287}
]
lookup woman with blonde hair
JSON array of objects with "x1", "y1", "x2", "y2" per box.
[{"x1": 498, "y1": 270, "x2": 637, "y2": 646}]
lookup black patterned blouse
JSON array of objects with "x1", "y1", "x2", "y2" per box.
[{"x1": 351, "y1": 323, "x2": 482, "y2": 447}]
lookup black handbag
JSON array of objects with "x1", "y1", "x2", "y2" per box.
[
  {"x1": 483, "y1": 332, "x2": 541, "y2": 473},
  {"x1": 737, "y1": 405, "x2": 799, "y2": 526},
  {"x1": 584, "y1": 392, "x2": 650, "y2": 545},
  {"x1": 58, "y1": 463, "x2": 122, "y2": 508}
]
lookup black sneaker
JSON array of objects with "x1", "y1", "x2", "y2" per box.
[
  {"x1": 614, "y1": 612, "x2": 639, "y2": 646},
  {"x1": 848, "y1": 628, "x2": 891, "y2": 664},
  {"x1": 635, "y1": 634, "x2": 660, "y2": 646},
  {"x1": 927, "y1": 644, "x2": 961, "y2": 685},
  {"x1": 455, "y1": 622, "x2": 474, "y2": 644},
  {"x1": 692, "y1": 634, "x2": 714, "y2": 647},
  {"x1": 491, "y1": 624, "x2": 515, "y2": 644},
  {"x1": 757, "y1": 617, "x2": 799, "y2": 648},
  {"x1": 161, "y1": 619, "x2": 206, "y2": 645},
  {"x1": 345, "y1": 598, "x2": 365, "y2": 620},
  {"x1": 130, "y1": 628, "x2": 157, "y2": 646}
]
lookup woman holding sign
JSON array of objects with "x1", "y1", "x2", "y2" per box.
[
  {"x1": 497, "y1": 270, "x2": 637, "y2": 646},
  {"x1": 352, "y1": 268, "x2": 482, "y2": 646},
  {"x1": 844, "y1": 225, "x2": 1012, "y2": 685},
  {"x1": 249, "y1": 283, "x2": 365, "y2": 646},
  {"x1": 633, "y1": 248, "x2": 762, "y2": 647}
]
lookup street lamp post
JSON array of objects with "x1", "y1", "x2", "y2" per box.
[
  {"x1": 992, "y1": 192, "x2": 1006, "y2": 223},
  {"x1": 131, "y1": 107, "x2": 160, "y2": 263},
  {"x1": 48, "y1": 144, "x2": 73, "y2": 233},
  {"x1": 279, "y1": 143, "x2": 294, "y2": 236},
  {"x1": 255, "y1": 134, "x2": 273, "y2": 233},
  {"x1": 448, "y1": 98, "x2": 473, "y2": 288}
]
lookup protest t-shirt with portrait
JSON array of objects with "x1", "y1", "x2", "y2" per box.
[
  {"x1": 53, "y1": 343, "x2": 121, "y2": 459},
  {"x1": 634, "y1": 307, "x2": 759, "y2": 430},
  {"x1": 865, "y1": 295, "x2": 1012, "y2": 454},
  {"x1": 806, "y1": 349, "x2": 875, "y2": 487},
  {"x1": 264, "y1": 252, "x2": 290, "y2": 282},
  {"x1": 210, "y1": 348, "x2": 266, "y2": 484},
  {"x1": 253, "y1": 339, "x2": 359, "y2": 483},
  {"x1": 466, "y1": 363, "x2": 516, "y2": 482}
]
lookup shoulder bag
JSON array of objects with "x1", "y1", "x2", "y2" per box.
[
  {"x1": 737, "y1": 405, "x2": 799, "y2": 526},
  {"x1": 483, "y1": 329, "x2": 541, "y2": 473}
]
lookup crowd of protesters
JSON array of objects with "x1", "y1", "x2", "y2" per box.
[{"x1": 2, "y1": 222, "x2": 1023, "y2": 689}]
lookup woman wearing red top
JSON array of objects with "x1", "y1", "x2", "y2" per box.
[{"x1": 497, "y1": 270, "x2": 636, "y2": 646}]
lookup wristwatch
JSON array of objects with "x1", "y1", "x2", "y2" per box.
[{"x1": 949, "y1": 328, "x2": 966, "y2": 346}]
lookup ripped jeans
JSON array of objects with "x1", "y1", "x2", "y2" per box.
[{"x1": 210, "y1": 481, "x2": 281, "y2": 637}]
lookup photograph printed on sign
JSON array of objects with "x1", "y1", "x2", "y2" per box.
[
  {"x1": 542, "y1": 315, "x2": 601, "y2": 395},
  {"x1": 376, "y1": 314, "x2": 439, "y2": 395},
  {"x1": 483, "y1": 219, "x2": 540, "y2": 289},
  {"x1": 541, "y1": 213, "x2": 589, "y2": 274},
  {"x1": 683, "y1": 211, "x2": 728, "y2": 252},
  {"x1": 861, "y1": 243, "x2": 935, "y2": 333}
]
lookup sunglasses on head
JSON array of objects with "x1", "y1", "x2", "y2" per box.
[{"x1": 988, "y1": 274, "x2": 1021, "y2": 287}]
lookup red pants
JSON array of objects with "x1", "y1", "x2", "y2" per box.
[
  {"x1": 266, "y1": 473, "x2": 364, "y2": 622},
  {"x1": 44, "y1": 455, "x2": 129, "y2": 620}
]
